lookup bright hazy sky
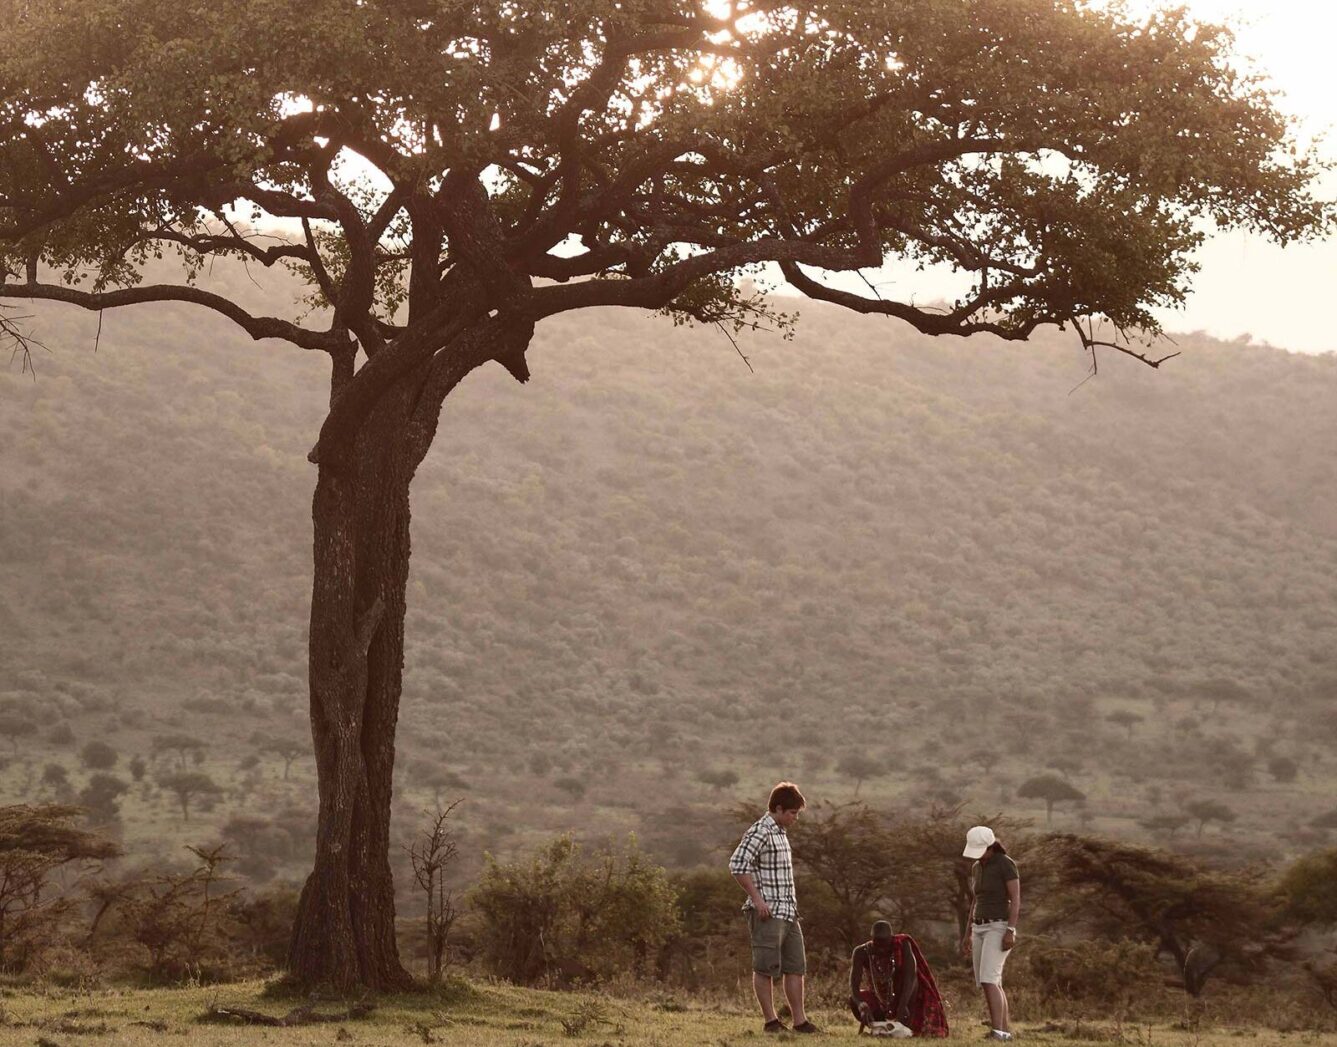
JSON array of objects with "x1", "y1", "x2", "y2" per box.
[
  {"x1": 824, "y1": 0, "x2": 1337, "y2": 353},
  {"x1": 1120, "y1": 0, "x2": 1335, "y2": 352}
]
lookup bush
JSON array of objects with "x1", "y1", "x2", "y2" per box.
[
  {"x1": 1021, "y1": 937, "x2": 1161, "y2": 1008},
  {"x1": 1277, "y1": 849, "x2": 1337, "y2": 926},
  {"x1": 80, "y1": 741, "x2": 119, "y2": 771},
  {"x1": 472, "y1": 835, "x2": 680, "y2": 986}
]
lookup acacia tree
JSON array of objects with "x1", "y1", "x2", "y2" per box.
[
  {"x1": 1, "y1": 0, "x2": 1327, "y2": 991},
  {"x1": 1018, "y1": 773, "x2": 1086, "y2": 824}
]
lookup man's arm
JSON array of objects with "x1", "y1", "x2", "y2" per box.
[
  {"x1": 728, "y1": 827, "x2": 772, "y2": 919},
  {"x1": 1002, "y1": 876, "x2": 1021, "y2": 952},
  {"x1": 731, "y1": 872, "x2": 772, "y2": 919},
  {"x1": 896, "y1": 945, "x2": 917, "y2": 1024},
  {"x1": 849, "y1": 946, "x2": 869, "y2": 1022}
]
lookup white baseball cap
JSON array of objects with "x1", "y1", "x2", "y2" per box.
[{"x1": 963, "y1": 825, "x2": 996, "y2": 859}]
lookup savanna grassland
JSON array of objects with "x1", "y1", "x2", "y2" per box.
[{"x1": 3, "y1": 978, "x2": 1336, "y2": 1047}]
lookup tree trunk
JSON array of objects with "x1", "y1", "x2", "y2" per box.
[
  {"x1": 286, "y1": 385, "x2": 420, "y2": 992},
  {"x1": 284, "y1": 315, "x2": 532, "y2": 992}
]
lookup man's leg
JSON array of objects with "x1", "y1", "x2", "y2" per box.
[
  {"x1": 753, "y1": 973, "x2": 779, "y2": 1023},
  {"x1": 982, "y1": 983, "x2": 1007, "y2": 1032},
  {"x1": 782, "y1": 973, "x2": 807, "y2": 1026}
]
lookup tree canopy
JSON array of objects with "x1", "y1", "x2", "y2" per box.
[{"x1": 2, "y1": 0, "x2": 1328, "y2": 385}]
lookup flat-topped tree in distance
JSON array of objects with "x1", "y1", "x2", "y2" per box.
[{"x1": 1, "y1": 0, "x2": 1329, "y2": 992}]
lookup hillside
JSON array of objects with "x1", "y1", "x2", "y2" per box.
[{"x1": 3, "y1": 264, "x2": 1337, "y2": 879}]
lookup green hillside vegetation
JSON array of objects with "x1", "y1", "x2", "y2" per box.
[{"x1": 3, "y1": 263, "x2": 1337, "y2": 883}]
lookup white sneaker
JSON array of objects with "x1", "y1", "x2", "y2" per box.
[
  {"x1": 887, "y1": 1019, "x2": 913, "y2": 1038},
  {"x1": 985, "y1": 1032, "x2": 1013, "y2": 1042}
]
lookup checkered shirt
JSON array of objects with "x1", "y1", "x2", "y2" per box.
[{"x1": 728, "y1": 812, "x2": 799, "y2": 922}]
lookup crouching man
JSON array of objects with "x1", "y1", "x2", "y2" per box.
[
  {"x1": 849, "y1": 921, "x2": 949, "y2": 1038},
  {"x1": 729, "y1": 782, "x2": 819, "y2": 1034}
]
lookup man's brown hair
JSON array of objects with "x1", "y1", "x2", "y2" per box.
[{"x1": 768, "y1": 781, "x2": 806, "y2": 813}]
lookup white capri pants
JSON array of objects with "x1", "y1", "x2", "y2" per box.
[{"x1": 972, "y1": 919, "x2": 1011, "y2": 986}]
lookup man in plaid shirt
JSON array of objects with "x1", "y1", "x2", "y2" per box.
[{"x1": 730, "y1": 782, "x2": 818, "y2": 1034}]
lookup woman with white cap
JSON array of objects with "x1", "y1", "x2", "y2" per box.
[{"x1": 959, "y1": 825, "x2": 1020, "y2": 1042}]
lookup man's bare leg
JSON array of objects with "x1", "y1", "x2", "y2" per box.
[
  {"x1": 753, "y1": 973, "x2": 779, "y2": 1023},
  {"x1": 982, "y1": 984, "x2": 1010, "y2": 1033},
  {"x1": 783, "y1": 973, "x2": 808, "y2": 1026}
]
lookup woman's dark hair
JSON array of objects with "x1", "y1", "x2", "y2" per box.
[{"x1": 988, "y1": 840, "x2": 1008, "y2": 857}]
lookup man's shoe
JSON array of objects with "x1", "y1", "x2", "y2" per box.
[
  {"x1": 764, "y1": 1019, "x2": 788, "y2": 1033},
  {"x1": 984, "y1": 1031, "x2": 1013, "y2": 1041},
  {"x1": 792, "y1": 1021, "x2": 821, "y2": 1034}
]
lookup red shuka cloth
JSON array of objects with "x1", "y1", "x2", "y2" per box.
[{"x1": 891, "y1": 933, "x2": 949, "y2": 1037}]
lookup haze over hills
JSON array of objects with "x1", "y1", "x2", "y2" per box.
[{"x1": 3, "y1": 265, "x2": 1336, "y2": 882}]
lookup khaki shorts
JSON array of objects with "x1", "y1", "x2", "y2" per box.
[
  {"x1": 747, "y1": 911, "x2": 806, "y2": 976},
  {"x1": 972, "y1": 920, "x2": 1011, "y2": 986}
]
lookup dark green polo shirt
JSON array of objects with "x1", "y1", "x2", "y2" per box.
[{"x1": 972, "y1": 854, "x2": 1019, "y2": 922}]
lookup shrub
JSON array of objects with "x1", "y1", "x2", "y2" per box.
[
  {"x1": 1277, "y1": 849, "x2": 1337, "y2": 926},
  {"x1": 472, "y1": 835, "x2": 680, "y2": 986},
  {"x1": 80, "y1": 741, "x2": 119, "y2": 771},
  {"x1": 1021, "y1": 937, "x2": 1160, "y2": 1008},
  {"x1": 0, "y1": 804, "x2": 120, "y2": 973}
]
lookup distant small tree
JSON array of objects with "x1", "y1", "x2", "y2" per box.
[
  {"x1": 1173, "y1": 714, "x2": 1202, "y2": 737},
  {"x1": 80, "y1": 741, "x2": 119, "y2": 771},
  {"x1": 40, "y1": 763, "x2": 70, "y2": 796},
  {"x1": 418, "y1": 766, "x2": 469, "y2": 809},
  {"x1": 158, "y1": 772, "x2": 223, "y2": 822},
  {"x1": 407, "y1": 800, "x2": 462, "y2": 983},
  {"x1": 554, "y1": 776, "x2": 587, "y2": 801},
  {"x1": 151, "y1": 734, "x2": 207, "y2": 772},
  {"x1": 1311, "y1": 810, "x2": 1337, "y2": 832},
  {"x1": 0, "y1": 715, "x2": 37, "y2": 754},
  {"x1": 1195, "y1": 677, "x2": 1250, "y2": 712},
  {"x1": 1018, "y1": 774, "x2": 1086, "y2": 824},
  {"x1": 1183, "y1": 798, "x2": 1237, "y2": 838},
  {"x1": 78, "y1": 774, "x2": 130, "y2": 825},
  {"x1": 1139, "y1": 814, "x2": 1190, "y2": 841},
  {"x1": 1267, "y1": 755, "x2": 1299, "y2": 784},
  {"x1": 528, "y1": 752, "x2": 553, "y2": 778},
  {"x1": 696, "y1": 768, "x2": 740, "y2": 793},
  {"x1": 836, "y1": 754, "x2": 886, "y2": 797},
  {"x1": 127, "y1": 755, "x2": 148, "y2": 782},
  {"x1": 1106, "y1": 710, "x2": 1143, "y2": 740},
  {"x1": 258, "y1": 736, "x2": 306, "y2": 781},
  {"x1": 46, "y1": 723, "x2": 75, "y2": 747}
]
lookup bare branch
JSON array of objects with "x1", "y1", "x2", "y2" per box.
[{"x1": 1, "y1": 282, "x2": 345, "y2": 353}]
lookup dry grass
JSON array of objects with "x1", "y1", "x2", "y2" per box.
[{"x1": 1, "y1": 979, "x2": 1335, "y2": 1047}]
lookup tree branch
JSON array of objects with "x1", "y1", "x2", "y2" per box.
[{"x1": 0, "y1": 282, "x2": 346, "y2": 353}]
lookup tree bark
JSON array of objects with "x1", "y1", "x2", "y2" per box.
[
  {"x1": 285, "y1": 317, "x2": 530, "y2": 992},
  {"x1": 286, "y1": 380, "x2": 419, "y2": 992}
]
